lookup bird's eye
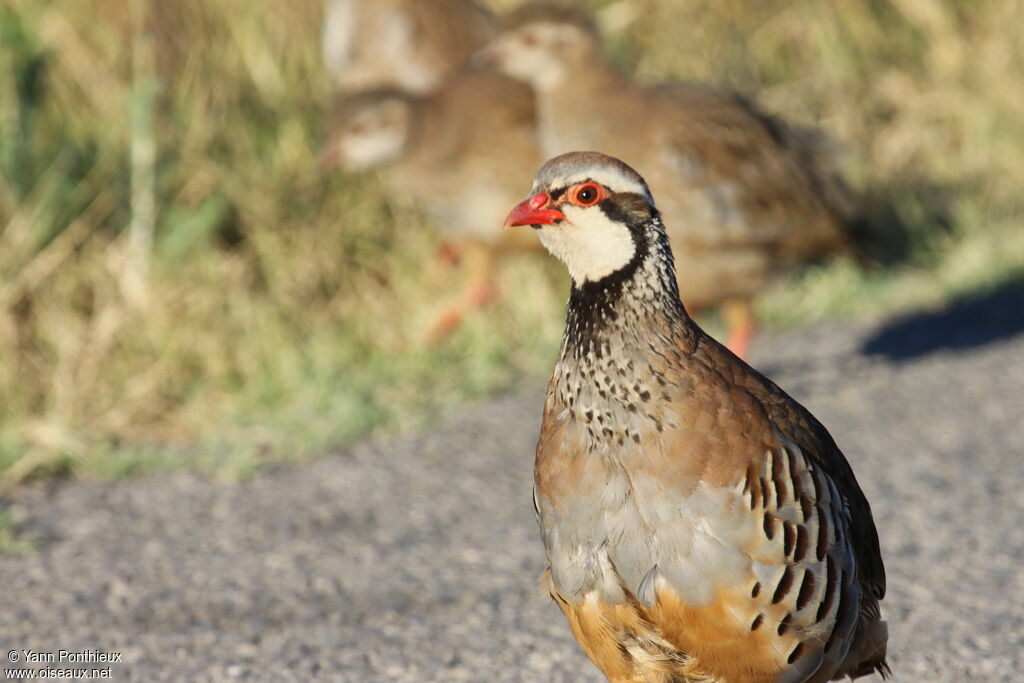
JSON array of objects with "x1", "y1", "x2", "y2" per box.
[{"x1": 573, "y1": 183, "x2": 601, "y2": 206}]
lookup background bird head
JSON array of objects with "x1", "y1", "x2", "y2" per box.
[
  {"x1": 505, "y1": 152, "x2": 664, "y2": 286},
  {"x1": 481, "y1": 3, "x2": 602, "y2": 92},
  {"x1": 321, "y1": 90, "x2": 414, "y2": 171}
]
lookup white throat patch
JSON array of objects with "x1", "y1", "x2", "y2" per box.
[
  {"x1": 339, "y1": 126, "x2": 407, "y2": 171},
  {"x1": 538, "y1": 204, "x2": 636, "y2": 284}
]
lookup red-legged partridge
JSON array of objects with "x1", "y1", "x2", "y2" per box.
[
  {"x1": 506, "y1": 152, "x2": 888, "y2": 682},
  {"x1": 322, "y1": 65, "x2": 544, "y2": 338},
  {"x1": 487, "y1": 3, "x2": 860, "y2": 358}
]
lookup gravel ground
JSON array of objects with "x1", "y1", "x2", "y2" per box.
[{"x1": 1, "y1": 300, "x2": 1023, "y2": 682}]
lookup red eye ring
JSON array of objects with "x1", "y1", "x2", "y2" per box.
[{"x1": 572, "y1": 183, "x2": 603, "y2": 206}]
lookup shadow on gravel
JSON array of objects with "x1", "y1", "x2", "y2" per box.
[{"x1": 862, "y1": 277, "x2": 1024, "y2": 361}]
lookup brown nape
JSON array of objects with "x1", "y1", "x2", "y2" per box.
[
  {"x1": 326, "y1": 88, "x2": 415, "y2": 133},
  {"x1": 502, "y1": 1, "x2": 599, "y2": 35}
]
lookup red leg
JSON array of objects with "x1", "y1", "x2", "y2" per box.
[
  {"x1": 426, "y1": 307, "x2": 465, "y2": 344},
  {"x1": 435, "y1": 241, "x2": 462, "y2": 268},
  {"x1": 424, "y1": 243, "x2": 498, "y2": 343}
]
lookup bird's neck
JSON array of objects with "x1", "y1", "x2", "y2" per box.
[
  {"x1": 536, "y1": 61, "x2": 627, "y2": 155},
  {"x1": 559, "y1": 226, "x2": 694, "y2": 366},
  {"x1": 404, "y1": 96, "x2": 452, "y2": 162}
]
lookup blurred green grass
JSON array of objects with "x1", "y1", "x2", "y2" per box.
[
  {"x1": 1, "y1": 0, "x2": 1022, "y2": 483},
  {"x1": 0, "y1": 509, "x2": 33, "y2": 553}
]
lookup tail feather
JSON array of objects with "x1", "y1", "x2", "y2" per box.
[{"x1": 837, "y1": 617, "x2": 889, "y2": 681}]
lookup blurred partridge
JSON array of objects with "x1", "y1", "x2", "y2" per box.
[
  {"x1": 322, "y1": 0, "x2": 496, "y2": 94},
  {"x1": 322, "y1": 65, "x2": 544, "y2": 336},
  {"x1": 487, "y1": 3, "x2": 861, "y2": 357},
  {"x1": 506, "y1": 152, "x2": 888, "y2": 682}
]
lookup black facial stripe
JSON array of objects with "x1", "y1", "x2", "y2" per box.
[{"x1": 597, "y1": 192, "x2": 655, "y2": 227}]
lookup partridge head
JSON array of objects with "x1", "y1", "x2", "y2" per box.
[
  {"x1": 511, "y1": 152, "x2": 889, "y2": 682},
  {"x1": 505, "y1": 151, "x2": 662, "y2": 287},
  {"x1": 322, "y1": 89, "x2": 414, "y2": 172},
  {"x1": 482, "y1": 2, "x2": 600, "y2": 93}
]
